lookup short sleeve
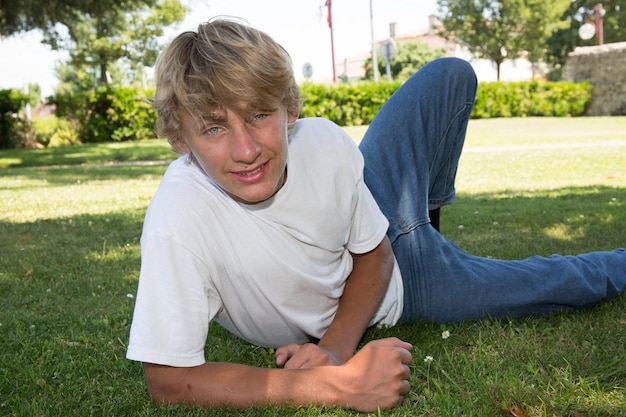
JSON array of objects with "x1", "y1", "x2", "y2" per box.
[{"x1": 126, "y1": 230, "x2": 221, "y2": 367}]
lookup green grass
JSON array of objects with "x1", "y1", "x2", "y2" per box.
[{"x1": 1, "y1": 117, "x2": 625, "y2": 416}]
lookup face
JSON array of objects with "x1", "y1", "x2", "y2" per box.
[{"x1": 178, "y1": 104, "x2": 297, "y2": 205}]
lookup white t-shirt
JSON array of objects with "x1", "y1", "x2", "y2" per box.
[{"x1": 127, "y1": 117, "x2": 403, "y2": 367}]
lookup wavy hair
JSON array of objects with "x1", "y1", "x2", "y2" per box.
[{"x1": 153, "y1": 17, "x2": 300, "y2": 151}]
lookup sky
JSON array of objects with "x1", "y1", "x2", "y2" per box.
[{"x1": 0, "y1": 0, "x2": 438, "y2": 97}]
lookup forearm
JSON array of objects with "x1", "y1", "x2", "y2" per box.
[
  {"x1": 144, "y1": 336, "x2": 412, "y2": 412},
  {"x1": 145, "y1": 361, "x2": 343, "y2": 409},
  {"x1": 318, "y1": 236, "x2": 395, "y2": 361}
]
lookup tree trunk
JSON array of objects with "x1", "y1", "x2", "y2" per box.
[{"x1": 99, "y1": 62, "x2": 109, "y2": 85}]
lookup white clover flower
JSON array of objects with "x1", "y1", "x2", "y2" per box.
[
  {"x1": 441, "y1": 330, "x2": 451, "y2": 339},
  {"x1": 424, "y1": 355, "x2": 434, "y2": 363},
  {"x1": 126, "y1": 293, "x2": 135, "y2": 299}
]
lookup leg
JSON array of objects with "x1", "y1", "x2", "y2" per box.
[
  {"x1": 393, "y1": 227, "x2": 626, "y2": 322},
  {"x1": 359, "y1": 57, "x2": 476, "y2": 239},
  {"x1": 360, "y1": 58, "x2": 626, "y2": 322}
]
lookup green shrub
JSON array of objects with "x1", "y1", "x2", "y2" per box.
[
  {"x1": 300, "y1": 80, "x2": 592, "y2": 126},
  {"x1": 300, "y1": 81, "x2": 400, "y2": 126},
  {"x1": 0, "y1": 89, "x2": 28, "y2": 149},
  {"x1": 54, "y1": 86, "x2": 156, "y2": 143},
  {"x1": 472, "y1": 81, "x2": 592, "y2": 118},
  {"x1": 43, "y1": 79, "x2": 592, "y2": 145},
  {"x1": 32, "y1": 115, "x2": 80, "y2": 147}
]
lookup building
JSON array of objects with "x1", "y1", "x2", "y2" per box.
[{"x1": 335, "y1": 15, "x2": 535, "y2": 83}]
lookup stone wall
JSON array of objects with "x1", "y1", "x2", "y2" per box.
[{"x1": 564, "y1": 42, "x2": 626, "y2": 116}]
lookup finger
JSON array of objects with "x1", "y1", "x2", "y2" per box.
[
  {"x1": 400, "y1": 379, "x2": 411, "y2": 395},
  {"x1": 284, "y1": 346, "x2": 314, "y2": 369},
  {"x1": 402, "y1": 364, "x2": 411, "y2": 380},
  {"x1": 398, "y1": 347, "x2": 413, "y2": 365},
  {"x1": 372, "y1": 337, "x2": 413, "y2": 350},
  {"x1": 275, "y1": 344, "x2": 300, "y2": 366},
  {"x1": 284, "y1": 356, "x2": 308, "y2": 369}
]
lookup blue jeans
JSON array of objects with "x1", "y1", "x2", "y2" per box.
[{"x1": 359, "y1": 57, "x2": 626, "y2": 323}]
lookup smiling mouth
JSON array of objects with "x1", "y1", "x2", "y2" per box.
[
  {"x1": 232, "y1": 161, "x2": 269, "y2": 183},
  {"x1": 237, "y1": 163, "x2": 265, "y2": 176}
]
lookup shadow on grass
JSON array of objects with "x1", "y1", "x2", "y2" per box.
[
  {"x1": 0, "y1": 209, "x2": 150, "y2": 414},
  {"x1": 0, "y1": 140, "x2": 176, "y2": 169},
  {"x1": 442, "y1": 185, "x2": 626, "y2": 258},
  {"x1": 0, "y1": 162, "x2": 171, "y2": 187}
]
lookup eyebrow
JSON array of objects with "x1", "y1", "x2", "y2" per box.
[{"x1": 198, "y1": 110, "x2": 227, "y2": 124}]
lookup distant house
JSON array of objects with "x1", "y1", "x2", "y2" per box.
[{"x1": 336, "y1": 15, "x2": 535, "y2": 83}]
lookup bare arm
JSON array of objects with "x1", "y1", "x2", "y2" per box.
[
  {"x1": 143, "y1": 337, "x2": 412, "y2": 412},
  {"x1": 276, "y1": 235, "x2": 395, "y2": 368}
]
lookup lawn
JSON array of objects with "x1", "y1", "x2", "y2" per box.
[{"x1": 1, "y1": 117, "x2": 625, "y2": 416}]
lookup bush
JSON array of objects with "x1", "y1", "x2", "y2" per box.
[
  {"x1": 0, "y1": 89, "x2": 28, "y2": 149},
  {"x1": 43, "y1": 79, "x2": 591, "y2": 146},
  {"x1": 32, "y1": 115, "x2": 80, "y2": 147},
  {"x1": 300, "y1": 81, "x2": 400, "y2": 126},
  {"x1": 300, "y1": 80, "x2": 592, "y2": 126},
  {"x1": 472, "y1": 81, "x2": 592, "y2": 118},
  {"x1": 54, "y1": 86, "x2": 156, "y2": 143}
]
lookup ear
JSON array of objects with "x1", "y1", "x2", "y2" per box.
[
  {"x1": 171, "y1": 137, "x2": 190, "y2": 154},
  {"x1": 288, "y1": 112, "x2": 299, "y2": 124}
]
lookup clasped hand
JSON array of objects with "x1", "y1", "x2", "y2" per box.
[{"x1": 276, "y1": 337, "x2": 413, "y2": 411}]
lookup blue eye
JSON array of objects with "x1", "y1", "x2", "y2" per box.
[{"x1": 203, "y1": 126, "x2": 223, "y2": 136}]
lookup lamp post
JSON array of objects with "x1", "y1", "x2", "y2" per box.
[
  {"x1": 579, "y1": 3, "x2": 605, "y2": 45},
  {"x1": 594, "y1": 3, "x2": 604, "y2": 45},
  {"x1": 369, "y1": 0, "x2": 379, "y2": 82}
]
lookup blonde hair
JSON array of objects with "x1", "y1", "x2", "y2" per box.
[{"x1": 153, "y1": 17, "x2": 300, "y2": 150}]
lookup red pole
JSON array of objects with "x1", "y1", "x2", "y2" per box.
[
  {"x1": 594, "y1": 3, "x2": 604, "y2": 45},
  {"x1": 326, "y1": 0, "x2": 337, "y2": 82}
]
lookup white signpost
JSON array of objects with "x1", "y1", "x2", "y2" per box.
[{"x1": 380, "y1": 38, "x2": 397, "y2": 82}]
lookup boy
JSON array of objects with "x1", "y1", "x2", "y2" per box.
[{"x1": 127, "y1": 18, "x2": 625, "y2": 412}]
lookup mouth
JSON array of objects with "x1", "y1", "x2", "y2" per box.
[
  {"x1": 237, "y1": 163, "x2": 265, "y2": 176},
  {"x1": 232, "y1": 161, "x2": 268, "y2": 183}
]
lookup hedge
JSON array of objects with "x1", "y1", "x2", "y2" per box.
[
  {"x1": 300, "y1": 80, "x2": 592, "y2": 126},
  {"x1": 0, "y1": 80, "x2": 593, "y2": 148},
  {"x1": 471, "y1": 81, "x2": 592, "y2": 118}
]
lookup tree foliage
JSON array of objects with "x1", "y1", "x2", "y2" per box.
[
  {"x1": 1, "y1": 0, "x2": 186, "y2": 92},
  {"x1": 0, "y1": 0, "x2": 156, "y2": 36},
  {"x1": 45, "y1": 0, "x2": 186, "y2": 88},
  {"x1": 437, "y1": 0, "x2": 570, "y2": 80},
  {"x1": 363, "y1": 40, "x2": 446, "y2": 81}
]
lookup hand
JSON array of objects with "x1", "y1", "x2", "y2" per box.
[
  {"x1": 337, "y1": 337, "x2": 413, "y2": 412},
  {"x1": 275, "y1": 343, "x2": 344, "y2": 369}
]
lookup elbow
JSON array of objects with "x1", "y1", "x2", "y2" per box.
[{"x1": 143, "y1": 363, "x2": 188, "y2": 406}]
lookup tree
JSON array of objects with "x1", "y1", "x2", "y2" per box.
[
  {"x1": 363, "y1": 41, "x2": 446, "y2": 81},
  {"x1": 517, "y1": 0, "x2": 571, "y2": 77},
  {"x1": 0, "y1": 0, "x2": 157, "y2": 36},
  {"x1": 44, "y1": 0, "x2": 186, "y2": 88},
  {"x1": 437, "y1": 0, "x2": 570, "y2": 80}
]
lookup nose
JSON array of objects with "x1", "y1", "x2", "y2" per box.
[{"x1": 230, "y1": 126, "x2": 261, "y2": 164}]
